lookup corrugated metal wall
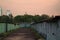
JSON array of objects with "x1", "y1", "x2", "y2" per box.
[
  {"x1": 56, "y1": 20, "x2": 60, "y2": 40},
  {"x1": 31, "y1": 22, "x2": 58, "y2": 40},
  {"x1": 0, "y1": 23, "x2": 6, "y2": 33},
  {"x1": 0, "y1": 23, "x2": 20, "y2": 34}
]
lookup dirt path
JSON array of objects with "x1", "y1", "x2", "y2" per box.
[{"x1": 3, "y1": 28, "x2": 36, "y2": 40}]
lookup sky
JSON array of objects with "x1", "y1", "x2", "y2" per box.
[{"x1": 0, "y1": 0, "x2": 60, "y2": 16}]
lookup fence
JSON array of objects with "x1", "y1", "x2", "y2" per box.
[
  {"x1": 31, "y1": 20, "x2": 60, "y2": 40},
  {"x1": 31, "y1": 22, "x2": 57, "y2": 40},
  {"x1": 0, "y1": 23, "x2": 20, "y2": 34}
]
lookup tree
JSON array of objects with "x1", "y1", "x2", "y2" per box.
[
  {"x1": 23, "y1": 14, "x2": 33, "y2": 23},
  {"x1": 33, "y1": 15, "x2": 41, "y2": 22},
  {"x1": 1, "y1": 15, "x2": 10, "y2": 23},
  {"x1": 8, "y1": 14, "x2": 13, "y2": 23},
  {"x1": 41, "y1": 14, "x2": 49, "y2": 20},
  {"x1": 14, "y1": 15, "x2": 23, "y2": 24},
  {"x1": 13, "y1": 14, "x2": 50, "y2": 23}
]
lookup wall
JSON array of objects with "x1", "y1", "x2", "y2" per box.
[
  {"x1": 20, "y1": 23, "x2": 31, "y2": 27},
  {"x1": 0, "y1": 23, "x2": 31, "y2": 34},
  {"x1": 47, "y1": 23, "x2": 57, "y2": 40},
  {"x1": 32, "y1": 22, "x2": 47, "y2": 38},
  {"x1": 0, "y1": 23, "x2": 20, "y2": 34},
  {"x1": 31, "y1": 22, "x2": 58, "y2": 40},
  {"x1": 0, "y1": 23, "x2": 6, "y2": 33},
  {"x1": 56, "y1": 20, "x2": 60, "y2": 40},
  {"x1": 7, "y1": 24, "x2": 20, "y2": 31}
]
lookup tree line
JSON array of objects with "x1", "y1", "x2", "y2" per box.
[{"x1": 0, "y1": 14, "x2": 53, "y2": 24}]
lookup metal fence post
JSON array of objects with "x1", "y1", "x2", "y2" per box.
[{"x1": 6, "y1": 23, "x2": 8, "y2": 32}]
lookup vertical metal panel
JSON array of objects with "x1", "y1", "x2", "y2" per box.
[
  {"x1": 0, "y1": 23, "x2": 6, "y2": 33},
  {"x1": 32, "y1": 22, "x2": 58, "y2": 40},
  {"x1": 0, "y1": 23, "x2": 20, "y2": 34},
  {"x1": 56, "y1": 20, "x2": 60, "y2": 40}
]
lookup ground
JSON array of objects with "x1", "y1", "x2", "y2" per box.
[{"x1": 2, "y1": 28, "x2": 36, "y2": 40}]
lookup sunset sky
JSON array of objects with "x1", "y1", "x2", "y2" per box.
[{"x1": 0, "y1": 0, "x2": 60, "y2": 16}]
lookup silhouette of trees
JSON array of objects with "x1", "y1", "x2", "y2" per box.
[
  {"x1": 8, "y1": 14, "x2": 13, "y2": 23},
  {"x1": 0, "y1": 15, "x2": 10, "y2": 23},
  {"x1": 14, "y1": 15, "x2": 23, "y2": 23},
  {"x1": 0, "y1": 14, "x2": 51, "y2": 24},
  {"x1": 41, "y1": 14, "x2": 49, "y2": 20},
  {"x1": 23, "y1": 14, "x2": 33, "y2": 23},
  {"x1": 33, "y1": 15, "x2": 41, "y2": 22}
]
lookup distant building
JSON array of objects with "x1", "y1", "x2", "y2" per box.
[
  {"x1": 6, "y1": 10, "x2": 11, "y2": 16},
  {"x1": 0, "y1": 7, "x2": 2, "y2": 16}
]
